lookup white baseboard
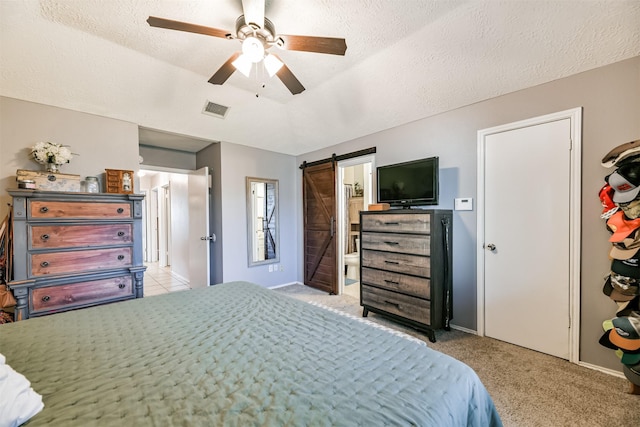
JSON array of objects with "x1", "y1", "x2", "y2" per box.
[
  {"x1": 449, "y1": 324, "x2": 477, "y2": 335},
  {"x1": 578, "y1": 361, "x2": 625, "y2": 379},
  {"x1": 268, "y1": 281, "x2": 302, "y2": 289}
]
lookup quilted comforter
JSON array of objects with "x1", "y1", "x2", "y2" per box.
[{"x1": 0, "y1": 281, "x2": 502, "y2": 426}]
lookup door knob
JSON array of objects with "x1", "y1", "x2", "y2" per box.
[{"x1": 486, "y1": 243, "x2": 496, "y2": 251}]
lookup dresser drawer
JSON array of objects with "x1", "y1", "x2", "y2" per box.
[
  {"x1": 361, "y1": 267, "x2": 430, "y2": 298},
  {"x1": 31, "y1": 275, "x2": 133, "y2": 313},
  {"x1": 31, "y1": 247, "x2": 132, "y2": 276},
  {"x1": 362, "y1": 284, "x2": 430, "y2": 325},
  {"x1": 361, "y1": 213, "x2": 430, "y2": 234},
  {"x1": 361, "y1": 232, "x2": 430, "y2": 256},
  {"x1": 30, "y1": 200, "x2": 131, "y2": 219},
  {"x1": 361, "y1": 249, "x2": 430, "y2": 277},
  {"x1": 30, "y1": 224, "x2": 133, "y2": 249}
]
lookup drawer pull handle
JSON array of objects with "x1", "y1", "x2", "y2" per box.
[
  {"x1": 384, "y1": 279, "x2": 400, "y2": 285},
  {"x1": 118, "y1": 283, "x2": 126, "y2": 289},
  {"x1": 41, "y1": 234, "x2": 50, "y2": 241},
  {"x1": 41, "y1": 295, "x2": 50, "y2": 302},
  {"x1": 384, "y1": 300, "x2": 401, "y2": 309},
  {"x1": 117, "y1": 208, "x2": 124, "y2": 214},
  {"x1": 117, "y1": 231, "x2": 125, "y2": 237},
  {"x1": 117, "y1": 255, "x2": 125, "y2": 260},
  {"x1": 384, "y1": 222, "x2": 400, "y2": 225},
  {"x1": 384, "y1": 241, "x2": 399, "y2": 245},
  {"x1": 384, "y1": 261, "x2": 399, "y2": 265},
  {"x1": 40, "y1": 206, "x2": 49, "y2": 213},
  {"x1": 40, "y1": 261, "x2": 49, "y2": 267}
]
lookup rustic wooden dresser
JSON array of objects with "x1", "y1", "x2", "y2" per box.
[
  {"x1": 360, "y1": 209, "x2": 452, "y2": 342},
  {"x1": 7, "y1": 189, "x2": 145, "y2": 320}
]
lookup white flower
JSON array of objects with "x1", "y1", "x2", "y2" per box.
[{"x1": 31, "y1": 141, "x2": 73, "y2": 165}]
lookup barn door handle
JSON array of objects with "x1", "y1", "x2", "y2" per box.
[{"x1": 330, "y1": 216, "x2": 335, "y2": 237}]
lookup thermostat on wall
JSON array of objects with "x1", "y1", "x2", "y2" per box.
[{"x1": 454, "y1": 198, "x2": 473, "y2": 211}]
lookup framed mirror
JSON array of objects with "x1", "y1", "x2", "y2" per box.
[{"x1": 246, "y1": 177, "x2": 279, "y2": 267}]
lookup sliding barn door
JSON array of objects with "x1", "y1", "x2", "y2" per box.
[{"x1": 303, "y1": 162, "x2": 337, "y2": 294}]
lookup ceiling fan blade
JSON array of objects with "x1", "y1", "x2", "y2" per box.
[
  {"x1": 273, "y1": 58, "x2": 305, "y2": 95},
  {"x1": 147, "y1": 16, "x2": 230, "y2": 39},
  {"x1": 208, "y1": 52, "x2": 241, "y2": 85},
  {"x1": 277, "y1": 35, "x2": 347, "y2": 55},
  {"x1": 241, "y1": 0, "x2": 265, "y2": 28}
]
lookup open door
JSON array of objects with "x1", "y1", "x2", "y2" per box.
[
  {"x1": 188, "y1": 166, "x2": 211, "y2": 288},
  {"x1": 303, "y1": 162, "x2": 337, "y2": 294}
]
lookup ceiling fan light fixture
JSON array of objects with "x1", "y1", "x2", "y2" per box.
[
  {"x1": 232, "y1": 54, "x2": 253, "y2": 77},
  {"x1": 264, "y1": 54, "x2": 283, "y2": 77},
  {"x1": 241, "y1": 36, "x2": 265, "y2": 63}
]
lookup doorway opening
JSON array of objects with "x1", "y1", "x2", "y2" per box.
[
  {"x1": 338, "y1": 155, "x2": 375, "y2": 297},
  {"x1": 139, "y1": 166, "x2": 211, "y2": 290}
]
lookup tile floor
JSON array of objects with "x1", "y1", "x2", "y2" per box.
[
  {"x1": 343, "y1": 277, "x2": 360, "y2": 299},
  {"x1": 143, "y1": 262, "x2": 190, "y2": 296}
]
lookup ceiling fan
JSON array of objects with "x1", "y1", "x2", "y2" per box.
[{"x1": 147, "y1": 0, "x2": 347, "y2": 95}]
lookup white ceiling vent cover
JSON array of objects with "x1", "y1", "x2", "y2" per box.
[{"x1": 202, "y1": 101, "x2": 229, "y2": 119}]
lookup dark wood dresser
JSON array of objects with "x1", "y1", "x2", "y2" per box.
[
  {"x1": 7, "y1": 190, "x2": 146, "y2": 320},
  {"x1": 360, "y1": 209, "x2": 452, "y2": 342}
]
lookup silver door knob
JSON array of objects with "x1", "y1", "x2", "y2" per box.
[{"x1": 486, "y1": 243, "x2": 496, "y2": 251}]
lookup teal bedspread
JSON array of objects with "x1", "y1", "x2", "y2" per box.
[{"x1": 0, "y1": 281, "x2": 502, "y2": 426}]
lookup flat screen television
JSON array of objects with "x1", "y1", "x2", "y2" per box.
[{"x1": 377, "y1": 157, "x2": 439, "y2": 207}]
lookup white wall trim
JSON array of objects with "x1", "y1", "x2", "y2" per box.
[
  {"x1": 268, "y1": 281, "x2": 303, "y2": 289},
  {"x1": 476, "y1": 107, "x2": 582, "y2": 364},
  {"x1": 578, "y1": 362, "x2": 625, "y2": 379},
  {"x1": 450, "y1": 324, "x2": 477, "y2": 335}
]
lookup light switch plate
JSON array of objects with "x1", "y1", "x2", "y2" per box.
[{"x1": 454, "y1": 198, "x2": 473, "y2": 211}]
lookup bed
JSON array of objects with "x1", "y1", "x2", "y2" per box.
[{"x1": 0, "y1": 281, "x2": 502, "y2": 426}]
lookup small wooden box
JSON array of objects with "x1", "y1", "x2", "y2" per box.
[
  {"x1": 105, "y1": 169, "x2": 134, "y2": 194},
  {"x1": 368, "y1": 203, "x2": 391, "y2": 211},
  {"x1": 16, "y1": 169, "x2": 81, "y2": 192}
]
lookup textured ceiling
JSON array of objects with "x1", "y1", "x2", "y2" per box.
[{"x1": 1, "y1": 1, "x2": 639, "y2": 155}]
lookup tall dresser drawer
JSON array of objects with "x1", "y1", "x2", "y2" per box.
[
  {"x1": 362, "y1": 284, "x2": 431, "y2": 325},
  {"x1": 361, "y1": 267, "x2": 430, "y2": 298},
  {"x1": 31, "y1": 247, "x2": 132, "y2": 276},
  {"x1": 30, "y1": 224, "x2": 133, "y2": 249},
  {"x1": 361, "y1": 213, "x2": 430, "y2": 234},
  {"x1": 31, "y1": 275, "x2": 133, "y2": 313},
  {"x1": 361, "y1": 249, "x2": 430, "y2": 277},
  {"x1": 30, "y1": 200, "x2": 131, "y2": 219},
  {"x1": 361, "y1": 232, "x2": 430, "y2": 255}
]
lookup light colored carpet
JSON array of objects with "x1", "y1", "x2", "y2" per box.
[{"x1": 273, "y1": 283, "x2": 640, "y2": 427}]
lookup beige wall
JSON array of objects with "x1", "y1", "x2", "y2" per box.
[
  {"x1": 0, "y1": 97, "x2": 140, "y2": 219},
  {"x1": 296, "y1": 56, "x2": 640, "y2": 371}
]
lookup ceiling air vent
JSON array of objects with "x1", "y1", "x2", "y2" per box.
[{"x1": 202, "y1": 100, "x2": 229, "y2": 119}]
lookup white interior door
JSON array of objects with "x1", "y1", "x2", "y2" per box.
[
  {"x1": 188, "y1": 167, "x2": 211, "y2": 288},
  {"x1": 483, "y1": 118, "x2": 571, "y2": 359}
]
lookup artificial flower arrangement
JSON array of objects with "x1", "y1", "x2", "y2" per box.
[{"x1": 31, "y1": 141, "x2": 73, "y2": 170}]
